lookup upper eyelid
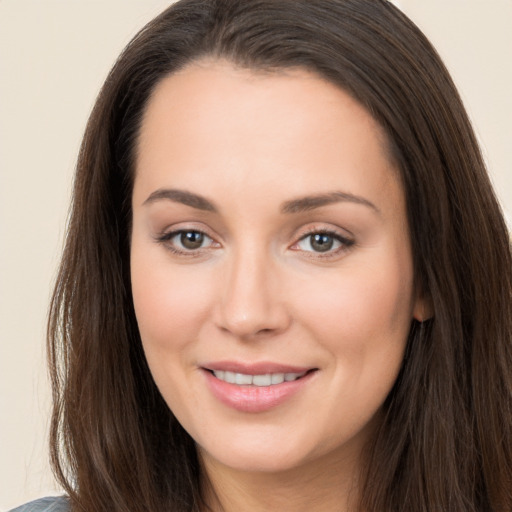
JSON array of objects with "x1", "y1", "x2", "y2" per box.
[
  {"x1": 157, "y1": 223, "x2": 218, "y2": 240},
  {"x1": 294, "y1": 225, "x2": 354, "y2": 242},
  {"x1": 298, "y1": 230, "x2": 351, "y2": 242},
  {"x1": 165, "y1": 229, "x2": 212, "y2": 241},
  {"x1": 294, "y1": 232, "x2": 354, "y2": 248},
  {"x1": 158, "y1": 229, "x2": 217, "y2": 249}
]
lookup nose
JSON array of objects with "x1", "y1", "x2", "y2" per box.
[{"x1": 214, "y1": 247, "x2": 291, "y2": 339}]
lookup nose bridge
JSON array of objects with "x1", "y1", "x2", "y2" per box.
[{"x1": 217, "y1": 239, "x2": 288, "y2": 338}]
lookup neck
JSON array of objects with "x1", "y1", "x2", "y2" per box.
[{"x1": 199, "y1": 447, "x2": 362, "y2": 512}]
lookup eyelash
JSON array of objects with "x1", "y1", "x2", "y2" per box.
[
  {"x1": 155, "y1": 227, "x2": 355, "y2": 259},
  {"x1": 155, "y1": 229, "x2": 217, "y2": 258},
  {"x1": 291, "y1": 228, "x2": 355, "y2": 258}
]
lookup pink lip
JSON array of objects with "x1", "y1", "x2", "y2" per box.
[{"x1": 201, "y1": 361, "x2": 317, "y2": 413}]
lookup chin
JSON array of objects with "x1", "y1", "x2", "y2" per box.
[
  {"x1": 201, "y1": 445, "x2": 309, "y2": 474},
  {"x1": 195, "y1": 426, "x2": 339, "y2": 476}
]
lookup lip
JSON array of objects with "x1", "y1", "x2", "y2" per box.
[{"x1": 201, "y1": 361, "x2": 317, "y2": 413}]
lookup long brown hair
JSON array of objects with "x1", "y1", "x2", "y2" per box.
[{"x1": 47, "y1": 1, "x2": 512, "y2": 510}]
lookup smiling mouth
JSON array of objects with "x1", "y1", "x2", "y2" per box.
[
  {"x1": 203, "y1": 366, "x2": 318, "y2": 412},
  {"x1": 207, "y1": 369, "x2": 316, "y2": 386}
]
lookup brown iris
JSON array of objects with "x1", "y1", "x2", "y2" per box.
[
  {"x1": 180, "y1": 231, "x2": 204, "y2": 250},
  {"x1": 310, "y1": 233, "x2": 334, "y2": 252}
]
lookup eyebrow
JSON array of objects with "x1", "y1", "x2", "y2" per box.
[
  {"x1": 281, "y1": 191, "x2": 380, "y2": 214},
  {"x1": 143, "y1": 188, "x2": 379, "y2": 215},
  {"x1": 143, "y1": 188, "x2": 218, "y2": 212}
]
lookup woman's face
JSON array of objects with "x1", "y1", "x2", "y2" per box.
[{"x1": 131, "y1": 61, "x2": 424, "y2": 475}]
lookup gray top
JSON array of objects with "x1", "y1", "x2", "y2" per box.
[{"x1": 8, "y1": 497, "x2": 69, "y2": 512}]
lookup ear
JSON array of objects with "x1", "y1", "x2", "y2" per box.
[{"x1": 412, "y1": 290, "x2": 433, "y2": 322}]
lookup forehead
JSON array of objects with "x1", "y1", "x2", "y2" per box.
[
  {"x1": 138, "y1": 60, "x2": 391, "y2": 155},
  {"x1": 134, "y1": 60, "x2": 402, "y2": 216}
]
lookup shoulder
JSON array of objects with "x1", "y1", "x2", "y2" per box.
[{"x1": 8, "y1": 496, "x2": 69, "y2": 512}]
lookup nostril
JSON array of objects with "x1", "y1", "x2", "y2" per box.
[{"x1": 256, "y1": 328, "x2": 273, "y2": 335}]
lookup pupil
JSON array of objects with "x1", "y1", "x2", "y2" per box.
[
  {"x1": 311, "y1": 233, "x2": 333, "y2": 252},
  {"x1": 181, "y1": 231, "x2": 204, "y2": 249}
]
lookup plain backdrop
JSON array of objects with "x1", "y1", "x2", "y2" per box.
[{"x1": 1, "y1": 1, "x2": 511, "y2": 509}]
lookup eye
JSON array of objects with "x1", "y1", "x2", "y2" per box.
[
  {"x1": 294, "y1": 231, "x2": 354, "y2": 255},
  {"x1": 157, "y1": 229, "x2": 216, "y2": 253}
]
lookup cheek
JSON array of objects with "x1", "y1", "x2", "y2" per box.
[
  {"x1": 130, "y1": 247, "x2": 217, "y2": 418},
  {"x1": 293, "y1": 249, "x2": 414, "y2": 359},
  {"x1": 130, "y1": 245, "x2": 214, "y2": 356}
]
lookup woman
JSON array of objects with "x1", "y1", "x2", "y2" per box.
[{"x1": 12, "y1": 0, "x2": 512, "y2": 511}]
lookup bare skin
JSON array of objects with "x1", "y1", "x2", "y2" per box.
[{"x1": 131, "y1": 60, "x2": 426, "y2": 511}]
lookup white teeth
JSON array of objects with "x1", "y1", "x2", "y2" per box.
[
  {"x1": 235, "y1": 373, "x2": 253, "y2": 385},
  {"x1": 271, "y1": 373, "x2": 285, "y2": 385},
  {"x1": 253, "y1": 374, "x2": 272, "y2": 386},
  {"x1": 212, "y1": 370, "x2": 306, "y2": 386},
  {"x1": 224, "y1": 371, "x2": 236, "y2": 384}
]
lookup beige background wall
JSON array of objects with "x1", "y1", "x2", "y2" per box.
[{"x1": 1, "y1": 1, "x2": 511, "y2": 509}]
